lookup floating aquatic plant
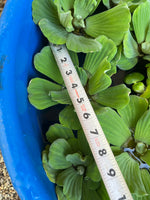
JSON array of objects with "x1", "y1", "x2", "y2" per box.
[
  {"x1": 97, "y1": 95, "x2": 150, "y2": 197},
  {"x1": 32, "y1": 0, "x2": 131, "y2": 52},
  {"x1": 28, "y1": 36, "x2": 130, "y2": 129},
  {"x1": 42, "y1": 123, "x2": 109, "y2": 200}
]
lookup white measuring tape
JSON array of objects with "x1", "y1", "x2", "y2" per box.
[{"x1": 50, "y1": 43, "x2": 133, "y2": 200}]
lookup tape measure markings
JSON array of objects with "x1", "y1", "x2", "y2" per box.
[{"x1": 50, "y1": 43, "x2": 133, "y2": 200}]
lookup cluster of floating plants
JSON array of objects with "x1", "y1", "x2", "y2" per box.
[{"x1": 28, "y1": 0, "x2": 150, "y2": 199}]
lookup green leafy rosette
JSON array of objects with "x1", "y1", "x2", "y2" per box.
[
  {"x1": 119, "y1": 1, "x2": 150, "y2": 70},
  {"x1": 32, "y1": 0, "x2": 131, "y2": 52},
  {"x1": 42, "y1": 123, "x2": 109, "y2": 200},
  {"x1": 27, "y1": 36, "x2": 130, "y2": 129},
  {"x1": 97, "y1": 95, "x2": 150, "y2": 197}
]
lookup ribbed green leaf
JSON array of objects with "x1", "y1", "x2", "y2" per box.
[
  {"x1": 66, "y1": 153, "x2": 91, "y2": 166},
  {"x1": 46, "y1": 123, "x2": 74, "y2": 143},
  {"x1": 42, "y1": 148, "x2": 60, "y2": 183},
  {"x1": 57, "y1": 167, "x2": 83, "y2": 200},
  {"x1": 132, "y1": 194, "x2": 150, "y2": 200},
  {"x1": 135, "y1": 109, "x2": 150, "y2": 145},
  {"x1": 117, "y1": 52, "x2": 138, "y2": 70},
  {"x1": 88, "y1": 57, "x2": 112, "y2": 95},
  {"x1": 77, "y1": 129, "x2": 91, "y2": 155},
  {"x1": 132, "y1": 1, "x2": 150, "y2": 44},
  {"x1": 123, "y1": 31, "x2": 139, "y2": 59},
  {"x1": 39, "y1": 18, "x2": 68, "y2": 44},
  {"x1": 145, "y1": 23, "x2": 150, "y2": 42},
  {"x1": 83, "y1": 35, "x2": 117, "y2": 75},
  {"x1": 56, "y1": 186, "x2": 67, "y2": 200},
  {"x1": 141, "y1": 84, "x2": 150, "y2": 99},
  {"x1": 117, "y1": 95, "x2": 148, "y2": 129},
  {"x1": 106, "y1": 62, "x2": 117, "y2": 77},
  {"x1": 82, "y1": 182, "x2": 100, "y2": 200},
  {"x1": 34, "y1": 46, "x2": 63, "y2": 84},
  {"x1": 97, "y1": 182, "x2": 110, "y2": 200},
  {"x1": 85, "y1": 3, "x2": 131, "y2": 45},
  {"x1": 59, "y1": 10, "x2": 74, "y2": 32},
  {"x1": 66, "y1": 33, "x2": 102, "y2": 53},
  {"x1": 89, "y1": 0, "x2": 101, "y2": 14},
  {"x1": 75, "y1": 66, "x2": 88, "y2": 86},
  {"x1": 93, "y1": 84, "x2": 131, "y2": 109},
  {"x1": 140, "y1": 150, "x2": 150, "y2": 166},
  {"x1": 86, "y1": 162, "x2": 101, "y2": 182},
  {"x1": 51, "y1": 89, "x2": 71, "y2": 105},
  {"x1": 32, "y1": 0, "x2": 58, "y2": 24},
  {"x1": 59, "y1": 105, "x2": 81, "y2": 130},
  {"x1": 67, "y1": 138, "x2": 79, "y2": 153},
  {"x1": 74, "y1": 0, "x2": 97, "y2": 19},
  {"x1": 116, "y1": 152, "x2": 148, "y2": 196},
  {"x1": 27, "y1": 78, "x2": 61, "y2": 110},
  {"x1": 97, "y1": 107, "x2": 131, "y2": 146},
  {"x1": 86, "y1": 179, "x2": 100, "y2": 190},
  {"x1": 69, "y1": 50, "x2": 79, "y2": 67},
  {"x1": 54, "y1": 0, "x2": 74, "y2": 11},
  {"x1": 49, "y1": 139, "x2": 72, "y2": 169}
]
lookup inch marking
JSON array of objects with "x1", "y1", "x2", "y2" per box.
[
  {"x1": 95, "y1": 138, "x2": 100, "y2": 147},
  {"x1": 81, "y1": 104, "x2": 86, "y2": 112},
  {"x1": 83, "y1": 112, "x2": 90, "y2": 119},
  {"x1": 75, "y1": 89, "x2": 80, "y2": 98},
  {"x1": 69, "y1": 76, "x2": 74, "y2": 83}
]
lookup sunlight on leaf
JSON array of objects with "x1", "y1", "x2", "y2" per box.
[
  {"x1": 85, "y1": 3, "x2": 131, "y2": 45},
  {"x1": 66, "y1": 33, "x2": 102, "y2": 53}
]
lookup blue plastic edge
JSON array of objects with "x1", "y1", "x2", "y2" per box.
[{"x1": 0, "y1": 0, "x2": 57, "y2": 199}]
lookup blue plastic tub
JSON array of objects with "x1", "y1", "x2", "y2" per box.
[{"x1": 0, "y1": 0, "x2": 57, "y2": 199}]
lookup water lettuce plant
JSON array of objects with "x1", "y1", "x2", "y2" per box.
[
  {"x1": 120, "y1": 1, "x2": 150, "y2": 70},
  {"x1": 42, "y1": 123, "x2": 109, "y2": 200},
  {"x1": 27, "y1": 36, "x2": 130, "y2": 129},
  {"x1": 28, "y1": 0, "x2": 150, "y2": 199},
  {"x1": 32, "y1": 0, "x2": 131, "y2": 52},
  {"x1": 97, "y1": 95, "x2": 150, "y2": 198}
]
